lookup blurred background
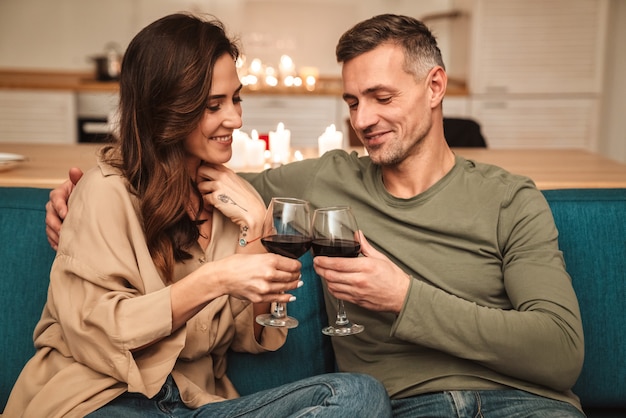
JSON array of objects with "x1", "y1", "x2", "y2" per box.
[{"x1": 0, "y1": 0, "x2": 624, "y2": 163}]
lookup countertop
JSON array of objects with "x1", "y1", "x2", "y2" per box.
[
  {"x1": 0, "y1": 69, "x2": 470, "y2": 96},
  {"x1": 2, "y1": 143, "x2": 625, "y2": 189}
]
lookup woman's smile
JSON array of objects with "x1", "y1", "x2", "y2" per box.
[{"x1": 208, "y1": 134, "x2": 233, "y2": 143}]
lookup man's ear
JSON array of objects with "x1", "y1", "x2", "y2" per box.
[{"x1": 427, "y1": 66, "x2": 447, "y2": 108}]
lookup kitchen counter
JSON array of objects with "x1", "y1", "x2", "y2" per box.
[
  {"x1": 0, "y1": 69, "x2": 470, "y2": 96},
  {"x1": 2, "y1": 143, "x2": 626, "y2": 189}
]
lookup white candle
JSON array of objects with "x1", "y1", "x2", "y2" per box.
[
  {"x1": 228, "y1": 129, "x2": 248, "y2": 169},
  {"x1": 246, "y1": 129, "x2": 266, "y2": 168},
  {"x1": 269, "y1": 122, "x2": 291, "y2": 164},
  {"x1": 318, "y1": 124, "x2": 344, "y2": 156}
]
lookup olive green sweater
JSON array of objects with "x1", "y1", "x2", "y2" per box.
[{"x1": 241, "y1": 150, "x2": 584, "y2": 410}]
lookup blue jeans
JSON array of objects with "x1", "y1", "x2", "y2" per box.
[
  {"x1": 391, "y1": 390, "x2": 586, "y2": 418},
  {"x1": 87, "y1": 373, "x2": 391, "y2": 417}
]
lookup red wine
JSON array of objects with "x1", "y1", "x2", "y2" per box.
[
  {"x1": 261, "y1": 235, "x2": 312, "y2": 259},
  {"x1": 311, "y1": 239, "x2": 361, "y2": 258}
]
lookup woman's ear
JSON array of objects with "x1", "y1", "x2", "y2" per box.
[{"x1": 427, "y1": 66, "x2": 447, "y2": 108}]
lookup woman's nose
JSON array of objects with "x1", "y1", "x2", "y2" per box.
[{"x1": 224, "y1": 105, "x2": 243, "y2": 129}]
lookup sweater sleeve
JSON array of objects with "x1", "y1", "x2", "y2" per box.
[{"x1": 392, "y1": 183, "x2": 584, "y2": 392}]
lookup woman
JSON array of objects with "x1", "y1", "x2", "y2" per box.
[{"x1": 4, "y1": 13, "x2": 390, "y2": 418}]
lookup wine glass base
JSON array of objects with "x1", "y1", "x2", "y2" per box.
[
  {"x1": 322, "y1": 323, "x2": 364, "y2": 337},
  {"x1": 256, "y1": 313, "x2": 299, "y2": 329}
]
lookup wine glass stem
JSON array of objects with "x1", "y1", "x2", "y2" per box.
[
  {"x1": 335, "y1": 300, "x2": 350, "y2": 326},
  {"x1": 273, "y1": 302, "x2": 286, "y2": 319}
]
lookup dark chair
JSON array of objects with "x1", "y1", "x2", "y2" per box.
[{"x1": 443, "y1": 117, "x2": 487, "y2": 147}]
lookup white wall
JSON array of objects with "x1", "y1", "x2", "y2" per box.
[
  {"x1": 1, "y1": 0, "x2": 624, "y2": 162},
  {"x1": 0, "y1": 0, "x2": 455, "y2": 76}
]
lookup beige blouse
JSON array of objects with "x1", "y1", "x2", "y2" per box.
[{"x1": 3, "y1": 161, "x2": 286, "y2": 418}]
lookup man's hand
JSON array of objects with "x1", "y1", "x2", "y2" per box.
[
  {"x1": 313, "y1": 231, "x2": 411, "y2": 314},
  {"x1": 45, "y1": 167, "x2": 83, "y2": 250}
]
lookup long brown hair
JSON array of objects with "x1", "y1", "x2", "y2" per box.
[{"x1": 101, "y1": 13, "x2": 240, "y2": 282}]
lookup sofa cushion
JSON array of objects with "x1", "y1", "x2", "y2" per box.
[
  {"x1": 227, "y1": 251, "x2": 336, "y2": 395},
  {"x1": 543, "y1": 189, "x2": 626, "y2": 409},
  {"x1": 0, "y1": 187, "x2": 56, "y2": 409}
]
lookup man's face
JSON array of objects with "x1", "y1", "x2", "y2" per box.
[{"x1": 341, "y1": 43, "x2": 434, "y2": 166}]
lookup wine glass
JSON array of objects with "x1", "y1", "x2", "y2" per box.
[
  {"x1": 311, "y1": 206, "x2": 364, "y2": 336},
  {"x1": 256, "y1": 197, "x2": 312, "y2": 328}
]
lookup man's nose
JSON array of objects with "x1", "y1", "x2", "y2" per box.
[{"x1": 351, "y1": 103, "x2": 377, "y2": 132}]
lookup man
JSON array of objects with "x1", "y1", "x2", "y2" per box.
[{"x1": 46, "y1": 14, "x2": 585, "y2": 417}]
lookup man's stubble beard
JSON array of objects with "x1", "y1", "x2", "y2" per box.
[
  {"x1": 367, "y1": 144, "x2": 404, "y2": 167},
  {"x1": 366, "y1": 130, "x2": 427, "y2": 168}
]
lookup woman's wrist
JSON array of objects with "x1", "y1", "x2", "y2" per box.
[
  {"x1": 239, "y1": 225, "x2": 262, "y2": 247},
  {"x1": 238, "y1": 203, "x2": 265, "y2": 247}
]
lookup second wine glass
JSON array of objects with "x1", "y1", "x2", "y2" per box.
[
  {"x1": 311, "y1": 206, "x2": 364, "y2": 336},
  {"x1": 256, "y1": 197, "x2": 312, "y2": 329}
]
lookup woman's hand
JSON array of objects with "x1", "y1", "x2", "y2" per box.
[
  {"x1": 211, "y1": 253, "x2": 302, "y2": 303},
  {"x1": 196, "y1": 164, "x2": 266, "y2": 234},
  {"x1": 170, "y1": 252, "x2": 302, "y2": 331}
]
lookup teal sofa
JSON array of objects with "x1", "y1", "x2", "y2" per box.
[{"x1": 1, "y1": 186, "x2": 625, "y2": 417}]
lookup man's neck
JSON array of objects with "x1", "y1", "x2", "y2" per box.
[{"x1": 381, "y1": 141, "x2": 456, "y2": 198}]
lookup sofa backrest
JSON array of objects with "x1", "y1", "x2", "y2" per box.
[
  {"x1": 0, "y1": 187, "x2": 56, "y2": 409},
  {"x1": 1, "y1": 187, "x2": 624, "y2": 414},
  {"x1": 543, "y1": 189, "x2": 626, "y2": 409}
]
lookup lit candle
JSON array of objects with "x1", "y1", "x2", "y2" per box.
[
  {"x1": 279, "y1": 54, "x2": 296, "y2": 86},
  {"x1": 299, "y1": 66, "x2": 318, "y2": 91},
  {"x1": 269, "y1": 122, "x2": 291, "y2": 164},
  {"x1": 228, "y1": 129, "x2": 248, "y2": 169},
  {"x1": 245, "y1": 129, "x2": 266, "y2": 168},
  {"x1": 318, "y1": 124, "x2": 344, "y2": 156},
  {"x1": 279, "y1": 55, "x2": 295, "y2": 75}
]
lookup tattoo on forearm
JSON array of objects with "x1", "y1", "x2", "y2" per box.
[{"x1": 218, "y1": 194, "x2": 248, "y2": 212}]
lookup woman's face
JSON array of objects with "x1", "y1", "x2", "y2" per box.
[{"x1": 184, "y1": 53, "x2": 243, "y2": 172}]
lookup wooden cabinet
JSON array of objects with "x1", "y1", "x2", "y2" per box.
[
  {"x1": 443, "y1": 97, "x2": 471, "y2": 118},
  {"x1": 471, "y1": 97, "x2": 599, "y2": 149},
  {"x1": 470, "y1": 0, "x2": 608, "y2": 95},
  {"x1": 0, "y1": 90, "x2": 76, "y2": 144},
  {"x1": 468, "y1": 0, "x2": 609, "y2": 149}
]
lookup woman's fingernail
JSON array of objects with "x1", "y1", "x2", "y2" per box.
[
  {"x1": 289, "y1": 296, "x2": 297, "y2": 302},
  {"x1": 297, "y1": 280, "x2": 304, "y2": 288}
]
